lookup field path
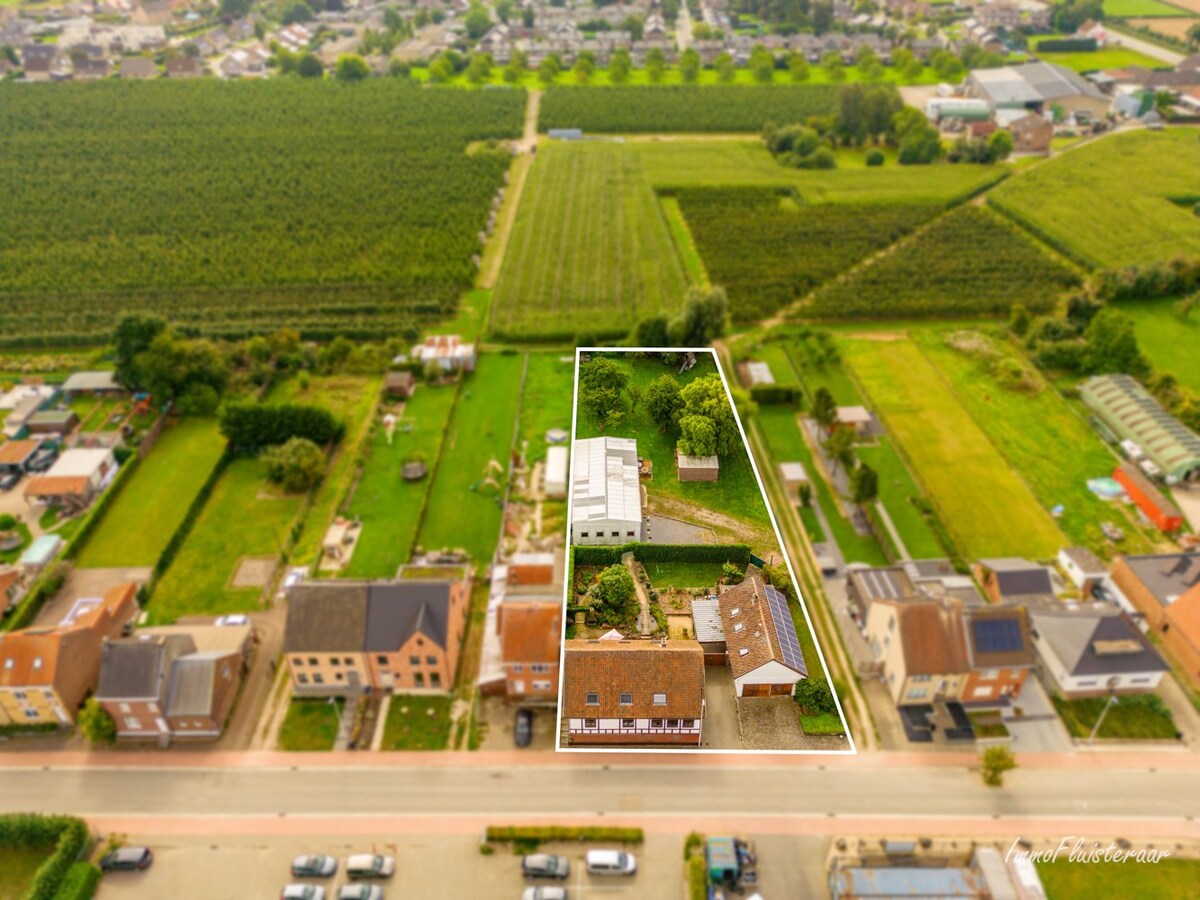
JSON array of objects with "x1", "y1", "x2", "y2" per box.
[{"x1": 477, "y1": 90, "x2": 541, "y2": 291}]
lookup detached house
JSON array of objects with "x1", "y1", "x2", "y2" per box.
[
  {"x1": 1030, "y1": 604, "x2": 1168, "y2": 698},
  {"x1": 972, "y1": 558, "x2": 1055, "y2": 605},
  {"x1": 96, "y1": 633, "x2": 196, "y2": 741},
  {"x1": 562, "y1": 638, "x2": 705, "y2": 746}
]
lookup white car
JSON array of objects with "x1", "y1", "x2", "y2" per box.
[
  {"x1": 522, "y1": 889, "x2": 568, "y2": 900},
  {"x1": 281, "y1": 886, "x2": 325, "y2": 900},
  {"x1": 337, "y1": 886, "x2": 383, "y2": 900},
  {"x1": 215, "y1": 614, "x2": 250, "y2": 627}
]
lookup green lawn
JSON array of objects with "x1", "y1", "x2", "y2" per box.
[
  {"x1": 1053, "y1": 694, "x2": 1178, "y2": 740},
  {"x1": 490, "y1": 142, "x2": 689, "y2": 341},
  {"x1": 1101, "y1": 0, "x2": 1190, "y2": 14},
  {"x1": 989, "y1": 129, "x2": 1200, "y2": 269},
  {"x1": 518, "y1": 352, "x2": 576, "y2": 465},
  {"x1": 344, "y1": 383, "x2": 458, "y2": 579},
  {"x1": 265, "y1": 374, "x2": 383, "y2": 567},
  {"x1": 856, "y1": 435, "x2": 946, "y2": 560},
  {"x1": 148, "y1": 457, "x2": 303, "y2": 623},
  {"x1": 74, "y1": 418, "x2": 226, "y2": 568},
  {"x1": 1038, "y1": 858, "x2": 1200, "y2": 900},
  {"x1": 799, "y1": 711, "x2": 845, "y2": 734},
  {"x1": 643, "y1": 560, "x2": 728, "y2": 590},
  {"x1": 1029, "y1": 34, "x2": 1165, "y2": 71},
  {"x1": 378, "y1": 695, "x2": 453, "y2": 750},
  {"x1": 0, "y1": 846, "x2": 53, "y2": 898},
  {"x1": 756, "y1": 406, "x2": 887, "y2": 567},
  {"x1": 1122, "y1": 298, "x2": 1200, "y2": 393},
  {"x1": 914, "y1": 329, "x2": 1154, "y2": 556},
  {"x1": 752, "y1": 342, "x2": 800, "y2": 387},
  {"x1": 842, "y1": 337, "x2": 1064, "y2": 560},
  {"x1": 576, "y1": 354, "x2": 774, "y2": 540},
  {"x1": 416, "y1": 353, "x2": 524, "y2": 563},
  {"x1": 277, "y1": 698, "x2": 342, "y2": 751}
]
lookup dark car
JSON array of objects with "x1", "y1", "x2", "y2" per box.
[
  {"x1": 291, "y1": 855, "x2": 338, "y2": 878},
  {"x1": 26, "y1": 449, "x2": 57, "y2": 473},
  {"x1": 99, "y1": 847, "x2": 153, "y2": 872},
  {"x1": 514, "y1": 708, "x2": 533, "y2": 748},
  {"x1": 522, "y1": 854, "x2": 569, "y2": 879},
  {"x1": 0, "y1": 472, "x2": 18, "y2": 492}
]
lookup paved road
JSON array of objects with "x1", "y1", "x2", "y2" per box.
[{"x1": 3, "y1": 762, "x2": 1197, "y2": 828}]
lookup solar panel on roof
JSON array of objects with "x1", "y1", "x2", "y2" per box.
[
  {"x1": 972, "y1": 618, "x2": 1023, "y2": 654},
  {"x1": 763, "y1": 585, "x2": 806, "y2": 675}
]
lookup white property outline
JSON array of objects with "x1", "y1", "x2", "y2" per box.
[{"x1": 554, "y1": 346, "x2": 857, "y2": 755}]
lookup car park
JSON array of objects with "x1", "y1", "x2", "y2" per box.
[
  {"x1": 99, "y1": 847, "x2": 153, "y2": 872},
  {"x1": 291, "y1": 855, "x2": 337, "y2": 878},
  {"x1": 281, "y1": 886, "x2": 326, "y2": 900},
  {"x1": 345, "y1": 854, "x2": 395, "y2": 879},
  {"x1": 522, "y1": 888, "x2": 568, "y2": 900},
  {"x1": 585, "y1": 850, "x2": 636, "y2": 876},
  {"x1": 336, "y1": 886, "x2": 384, "y2": 900},
  {"x1": 514, "y1": 709, "x2": 533, "y2": 748},
  {"x1": 521, "y1": 854, "x2": 569, "y2": 879}
]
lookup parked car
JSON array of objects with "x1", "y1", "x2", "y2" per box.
[
  {"x1": 26, "y1": 449, "x2": 57, "y2": 473},
  {"x1": 291, "y1": 855, "x2": 337, "y2": 878},
  {"x1": 585, "y1": 850, "x2": 636, "y2": 876},
  {"x1": 514, "y1": 708, "x2": 533, "y2": 747},
  {"x1": 345, "y1": 854, "x2": 395, "y2": 880},
  {"x1": 337, "y1": 886, "x2": 384, "y2": 900},
  {"x1": 281, "y1": 887, "x2": 325, "y2": 900},
  {"x1": 522, "y1": 854, "x2": 569, "y2": 879},
  {"x1": 522, "y1": 888, "x2": 568, "y2": 900},
  {"x1": 216, "y1": 613, "x2": 251, "y2": 627},
  {"x1": 0, "y1": 472, "x2": 19, "y2": 492},
  {"x1": 99, "y1": 847, "x2": 153, "y2": 872}
]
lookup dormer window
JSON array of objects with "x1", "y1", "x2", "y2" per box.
[
  {"x1": 731, "y1": 608, "x2": 740, "y2": 616},
  {"x1": 733, "y1": 623, "x2": 744, "y2": 633},
  {"x1": 738, "y1": 648, "x2": 749, "y2": 656},
  {"x1": 32, "y1": 658, "x2": 42, "y2": 669}
]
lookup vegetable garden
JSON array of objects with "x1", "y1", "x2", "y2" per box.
[
  {"x1": 537, "y1": 85, "x2": 842, "y2": 133},
  {"x1": 805, "y1": 205, "x2": 1078, "y2": 318},
  {"x1": 0, "y1": 80, "x2": 525, "y2": 344},
  {"x1": 674, "y1": 188, "x2": 939, "y2": 320}
]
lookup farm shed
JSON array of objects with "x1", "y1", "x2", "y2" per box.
[
  {"x1": 570, "y1": 437, "x2": 643, "y2": 546},
  {"x1": 61, "y1": 371, "x2": 122, "y2": 395},
  {"x1": 1113, "y1": 462, "x2": 1183, "y2": 533},
  {"x1": 743, "y1": 361, "x2": 775, "y2": 388},
  {"x1": 543, "y1": 445, "x2": 568, "y2": 499},
  {"x1": 778, "y1": 462, "x2": 808, "y2": 489},
  {"x1": 1080, "y1": 374, "x2": 1200, "y2": 482},
  {"x1": 834, "y1": 406, "x2": 874, "y2": 436},
  {"x1": 384, "y1": 371, "x2": 415, "y2": 398},
  {"x1": 25, "y1": 409, "x2": 79, "y2": 437},
  {"x1": 966, "y1": 62, "x2": 1110, "y2": 120},
  {"x1": 677, "y1": 450, "x2": 719, "y2": 483}
]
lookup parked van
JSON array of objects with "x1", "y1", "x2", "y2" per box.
[
  {"x1": 345, "y1": 854, "x2": 395, "y2": 880},
  {"x1": 585, "y1": 850, "x2": 636, "y2": 876}
]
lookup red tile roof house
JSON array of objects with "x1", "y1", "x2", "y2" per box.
[
  {"x1": 716, "y1": 572, "x2": 808, "y2": 697},
  {"x1": 498, "y1": 600, "x2": 562, "y2": 704},
  {"x1": 562, "y1": 639, "x2": 705, "y2": 746}
]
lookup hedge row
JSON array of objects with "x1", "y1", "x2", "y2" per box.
[
  {"x1": 572, "y1": 543, "x2": 751, "y2": 566},
  {"x1": 220, "y1": 402, "x2": 345, "y2": 452},
  {"x1": 63, "y1": 453, "x2": 141, "y2": 562},
  {"x1": 750, "y1": 384, "x2": 799, "y2": 405},
  {"x1": 0, "y1": 814, "x2": 89, "y2": 900},
  {"x1": 485, "y1": 826, "x2": 644, "y2": 844},
  {"x1": 151, "y1": 452, "x2": 231, "y2": 582},
  {"x1": 1036, "y1": 38, "x2": 1097, "y2": 52},
  {"x1": 52, "y1": 863, "x2": 100, "y2": 900},
  {"x1": 0, "y1": 722, "x2": 58, "y2": 737}
]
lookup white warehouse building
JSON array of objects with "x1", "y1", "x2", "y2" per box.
[{"x1": 570, "y1": 436, "x2": 643, "y2": 546}]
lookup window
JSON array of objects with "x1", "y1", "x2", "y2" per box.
[
  {"x1": 430, "y1": 673, "x2": 441, "y2": 687},
  {"x1": 123, "y1": 717, "x2": 141, "y2": 730},
  {"x1": 666, "y1": 719, "x2": 679, "y2": 729},
  {"x1": 583, "y1": 718, "x2": 597, "y2": 728},
  {"x1": 344, "y1": 658, "x2": 354, "y2": 666},
  {"x1": 682, "y1": 719, "x2": 695, "y2": 728},
  {"x1": 981, "y1": 669, "x2": 999, "y2": 680},
  {"x1": 585, "y1": 692, "x2": 599, "y2": 705},
  {"x1": 416, "y1": 638, "x2": 424, "y2": 646},
  {"x1": 426, "y1": 656, "x2": 437, "y2": 666},
  {"x1": 410, "y1": 655, "x2": 421, "y2": 666},
  {"x1": 148, "y1": 703, "x2": 159, "y2": 714},
  {"x1": 888, "y1": 616, "x2": 896, "y2": 633},
  {"x1": 313, "y1": 674, "x2": 324, "y2": 685},
  {"x1": 32, "y1": 658, "x2": 42, "y2": 669},
  {"x1": 621, "y1": 718, "x2": 634, "y2": 728},
  {"x1": 1131, "y1": 677, "x2": 1151, "y2": 684},
  {"x1": 298, "y1": 674, "x2": 309, "y2": 684},
  {"x1": 14, "y1": 691, "x2": 26, "y2": 701},
  {"x1": 531, "y1": 664, "x2": 549, "y2": 674},
  {"x1": 611, "y1": 531, "x2": 620, "y2": 537},
  {"x1": 627, "y1": 531, "x2": 635, "y2": 537},
  {"x1": 581, "y1": 532, "x2": 589, "y2": 538},
  {"x1": 377, "y1": 655, "x2": 388, "y2": 665},
  {"x1": 308, "y1": 657, "x2": 318, "y2": 666},
  {"x1": 415, "y1": 673, "x2": 425, "y2": 687},
  {"x1": 533, "y1": 680, "x2": 552, "y2": 691},
  {"x1": 650, "y1": 719, "x2": 663, "y2": 728},
  {"x1": 731, "y1": 607, "x2": 740, "y2": 617},
  {"x1": 331, "y1": 658, "x2": 340, "y2": 667},
  {"x1": 513, "y1": 664, "x2": 523, "y2": 673},
  {"x1": 619, "y1": 692, "x2": 633, "y2": 705},
  {"x1": 733, "y1": 622, "x2": 744, "y2": 633},
  {"x1": 335, "y1": 673, "x2": 344, "y2": 682},
  {"x1": 911, "y1": 674, "x2": 932, "y2": 682},
  {"x1": 652, "y1": 692, "x2": 667, "y2": 705},
  {"x1": 118, "y1": 703, "x2": 131, "y2": 713},
  {"x1": 907, "y1": 689, "x2": 928, "y2": 700},
  {"x1": 293, "y1": 659, "x2": 304, "y2": 667}
]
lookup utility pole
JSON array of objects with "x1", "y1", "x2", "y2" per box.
[{"x1": 1087, "y1": 693, "x2": 1118, "y2": 746}]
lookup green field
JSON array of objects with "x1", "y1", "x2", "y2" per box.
[
  {"x1": 643, "y1": 560, "x2": 728, "y2": 589},
  {"x1": 490, "y1": 142, "x2": 689, "y2": 341},
  {"x1": 518, "y1": 352, "x2": 576, "y2": 464},
  {"x1": 415, "y1": 353, "x2": 524, "y2": 563},
  {"x1": 989, "y1": 129, "x2": 1200, "y2": 269},
  {"x1": 1101, "y1": 0, "x2": 1193, "y2": 14},
  {"x1": 843, "y1": 337, "x2": 1064, "y2": 560},
  {"x1": 1038, "y1": 858, "x2": 1200, "y2": 900},
  {"x1": 149, "y1": 457, "x2": 303, "y2": 623},
  {"x1": 1029, "y1": 34, "x2": 1165, "y2": 72},
  {"x1": 914, "y1": 329, "x2": 1154, "y2": 555},
  {"x1": 344, "y1": 383, "x2": 458, "y2": 579},
  {"x1": 74, "y1": 418, "x2": 226, "y2": 568},
  {"x1": 1122, "y1": 298, "x2": 1200, "y2": 393},
  {"x1": 856, "y1": 435, "x2": 947, "y2": 560},
  {"x1": 278, "y1": 698, "x2": 343, "y2": 751},
  {"x1": 379, "y1": 695, "x2": 454, "y2": 750}
]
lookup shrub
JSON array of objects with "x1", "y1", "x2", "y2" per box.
[
  {"x1": 77, "y1": 699, "x2": 116, "y2": 747},
  {"x1": 485, "y1": 826, "x2": 644, "y2": 845},
  {"x1": 263, "y1": 437, "x2": 326, "y2": 493},
  {"x1": 0, "y1": 814, "x2": 90, "y2": 900},
  {"x1": 865, "y1": 149, "x2": 884, "y2": 167}
]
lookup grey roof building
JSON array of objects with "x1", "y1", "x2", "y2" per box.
[
  {"x1": 967, "y1": 62, "x2": 1109, "y2": 117},
  {"x1": 1080, "y1": 374, "x2": 1200, "y2": 482},
  {"x1": 96, "y1": 633, "x2": 196, "y2": 701},
  {"x1": 569, "y1": 436, "x2": 643, "y2": 546},
  {"x1": 1030, "y1": 603, "x2": 1168, "y2": 698}
]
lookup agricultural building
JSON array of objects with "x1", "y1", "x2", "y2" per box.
[
  {"x1": 569, "y1": 437, "x2": 643, "y2": 546},
  {"x1": 833, "y1": 406, "x2": 874, "y2": 436},
  {"x1": 543, "y1": 445, "x2": 568, "y2": 498},
  {"x1": 1080, "y1": 374, "x2": 1200, "y2": 483},
  {"x1": 716, "y1": 571, "x2": 807, "y2": 697},
  {"x1": 676, "y1": 450, "x2": 719, "y2": 483},
  {"x1": 384, "y1": 371, "x2": 415, "y2": 398},
  {"x1": 966, "y1": 62, "x2": 1110, "y2": 119},
  {"x1": 1113, "y1": 462, "x2": 1183, "y2": 533},
  {"x1": 411, "y1": 335, "x2": 476, "y2": 373},
  {"x1": 61, "y1": 371, "x2": 122, "y2": 396}
]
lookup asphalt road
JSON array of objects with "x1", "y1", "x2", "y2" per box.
[{"x1": 3, "y1": 763, "x2": 1197, "y2": 825}]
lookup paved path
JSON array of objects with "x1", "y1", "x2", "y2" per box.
[
  {"x1": 623, "y1": 551, "x2": 653, "y2": 635},
  {"x1": 1109, "y1": 28, "x2": 1184, "y2": 66}
]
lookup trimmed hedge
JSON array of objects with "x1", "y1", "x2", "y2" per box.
[
  {"x1": 63, "y1": 453, "x2": 141, "y2": 562},
  {"x1": 0, "y1": 814, "x2": 89, "y2": 900},
  {"x1": 485, "y1": 826, "x2": 644, "y2": 844},
  {"x1": 1036, "y1": 38, "x2": 1096, "y2": 53},
  {"x1": 52, "y1": 863, "x2": 100, "y2": 900},
  {"x1": 687, "y1": 853, "x2": 708, "y2": 900},
  {"x1": 572, "y1": 543, "x2": 751, "y2": 567},
  {"x1": 220, "y1": 402, "x2": 345, "y2": 452},
  {"x1": 749, "y1": 384, "x2": 798, "y2": 405},
  {"x1": 0, "y1": 722, "x2": 59, "y2": 737}
]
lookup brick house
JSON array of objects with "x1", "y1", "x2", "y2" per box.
[
  {"x1": 498, "y1": 600, "x2": 561, "y2": 703},
  {"x1": 96, "y1": 634, "x2": 196, "y2": 740},
  {"x1": 284, "y1": 566, "x2": 471, "y2": 696},
  {"x1": 1111, "y1": 553, "x2": 1200, "y2": 688},
  {"x1": 1030, "y1": 603, "x2": 1168, "y2": 698},
  {"x1": 562, "y1": 638, "x2": 705, "y2": 746},
  {"x1": 972, "y1": 558, "x2": 1055, "y2": 605},
  {"x1": 959, "y1": 606, "x2": 1035, "y2": 705}
]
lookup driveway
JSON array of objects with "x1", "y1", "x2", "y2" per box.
[
  {"x1": 644, "y1": 513, "x2": 715, "y2": 544},
  {"x1": 33, "y1": 567, "x2": 152, "y2": 628},
  {"x1": 701, "y1": 665, "x2": 741, "y2": 750},
  {"x1": 476, "y1": 695, "x2": 557, "y2": 752},
  {"x1": 1002, "y1": 678, "x2": 1073, "y2": 754}
]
